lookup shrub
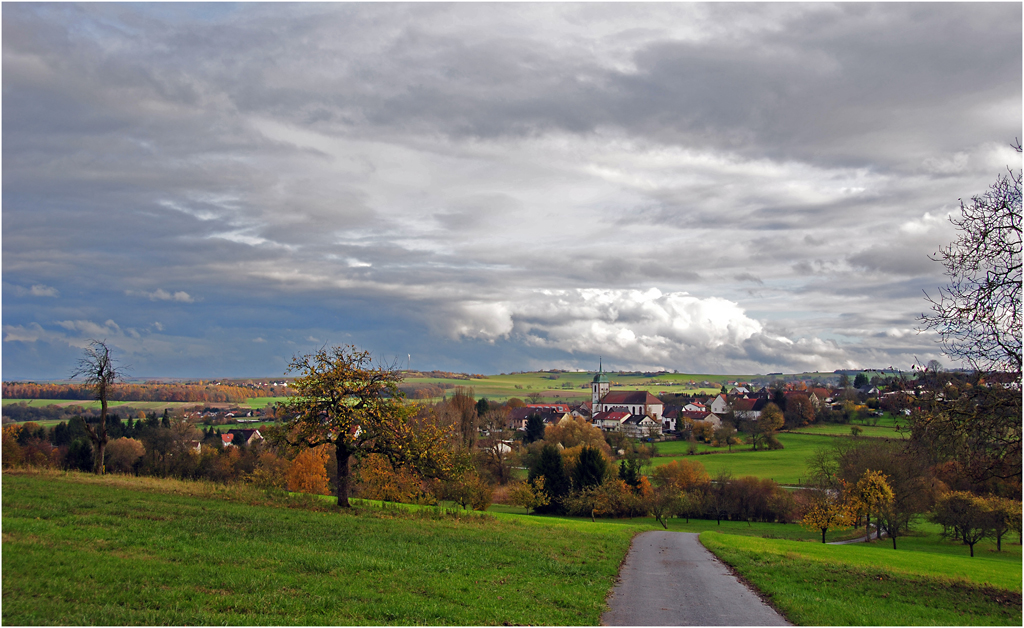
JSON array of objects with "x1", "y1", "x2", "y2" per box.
[{"x1": 287, "y1": 446, "x2": 331, "y2": 496}]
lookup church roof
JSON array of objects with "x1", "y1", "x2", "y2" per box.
[{"x1": 599, "y1": 390, "x2": 662, "y2": 406}]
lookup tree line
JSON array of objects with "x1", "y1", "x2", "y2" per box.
[{"x1": 2, "y1": 381, "x2": 292, "y2": 403}]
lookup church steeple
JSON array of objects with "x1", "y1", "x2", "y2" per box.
[{"x1": 592, "y1": 358, "x2": 610, "y2": 407}]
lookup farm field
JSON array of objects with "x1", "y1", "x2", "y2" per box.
[
  {"x1": 244, "y1": 396, "x2": 291, "y2": 409},
  {"x1": 702, "y1": 530, "x2": 1022, "y2": 626},
  {"x1": 400, "y1": 370, "x2": 763, "y2": 403},
  {"x1": 650, "y1": 433, "x2": 843, "y2": 485},
  {"x1": 5, "y1": 369, "x2": 854, "y2": 408},
  {"x1": 3, "y1": 399, "x2": 205, "y2": 411},
  {"x1": 2, "y1": 471, "x2": 641, "y2": 626}
]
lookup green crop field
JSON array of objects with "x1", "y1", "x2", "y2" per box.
[
  {"x1": 702, "y1": 531, "x2": 1021, "y2": 625},
  {"x1": 244, "y1": 396, "x2": 292, "y2": 409},
  {"x1": 2, "y1": 471, "x2": 642, "y2": 626},
  {"x1": 399, "y1": 370, "x2": 755, "y2": 403}
]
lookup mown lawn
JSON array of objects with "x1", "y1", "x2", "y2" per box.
[
  {"x1": 2, "y1": 471, "x2": 642, "y2": 625},
  {"x1": 701, "y1": 531, "x2": 1022, "y2": 625}
]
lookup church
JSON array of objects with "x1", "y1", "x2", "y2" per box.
[{"x1": 590, "y1": 364, "x2": 664, "y2": 423}]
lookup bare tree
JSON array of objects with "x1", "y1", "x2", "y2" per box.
[
  {"x1": 913, "y1": 144, "x2": 1023, "y2": 487},
  {"x1": 921, "y1": 143, "x2": 1022, "y2": 376},
  {"x1": 71, "y1": 340, "x2": 122, "y2": 474}
]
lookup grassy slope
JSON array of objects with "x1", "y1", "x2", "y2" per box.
[
  {"x1": 701, "y1": 532, "x2": 1022, "y2": 626},
  {"x1": 2, "y1": 471, "x2": 641, "y2": 626}
]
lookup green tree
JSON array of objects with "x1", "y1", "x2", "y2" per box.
[
  {"x1": 65, "y1": 438, "x2": 94, "y2": 472},
  {"x1": 507, "y1": 477, "x2": 549, "y2": 514},
  {"x1": 529, "y1": 443, "x2": 569, "y2": 512},
  {"x1": 279, "y1": 345, "x2": 461, "y2": 508},
  {"x1": 618, "y1": 456, "x2": 643, "y2": 490},
  {"x1": 932, "y1": 491, "x2": 989, "y2": 557},
  {"x1": 571, "y1": 445, "x2": 608, "y2": 490},
  {"x1": 983, "y1": 496, "x2": 1021, "y2": 552},
  {"x1": 524, "y1": 413, "x2": 545, "y2": 443}
]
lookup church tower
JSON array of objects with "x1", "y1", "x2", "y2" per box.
[{"x1": 591, "y1": 358, "x2": 610, "y2": 408}]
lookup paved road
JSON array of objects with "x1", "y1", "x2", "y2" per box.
[
  {"x1": 601, "y1": 531, "x2": 789, "y2": 626},
  {"x1": 829, "y1": 524, "x2": 884, "y2": 545}
]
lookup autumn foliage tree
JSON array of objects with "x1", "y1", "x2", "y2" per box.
[
  {"x1": 801, "y1": 481, "x2": 856, "y2": 543},
  {"x1": 279, "y1": 345, "x2": 461, "y2": 507},
  {"x1": 105, "y1": 437, "x2": 146, "y2": 474},
  {"x1": 507, "y1": 477, "x2": 549, "y2": 514},
  {"x1": 287, "y1": 446, "x2": 331, "y2": 495},
  {"x1": 749, "y1": 403, "x2": 784, "y2": 451},
  {"x1": 850, "y1": 469, "x2": 894, "y2": 542},
  {"x1": 932, "y1": 491, "x2": 990, "y2": 557}
]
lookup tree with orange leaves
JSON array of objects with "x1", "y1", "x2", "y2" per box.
[
  {"x1": 277, "y1": 345, "x2": 462, "y2": 508},
  {"x1": 287, "y1": 446, "x2": 331, "y2": 495}
]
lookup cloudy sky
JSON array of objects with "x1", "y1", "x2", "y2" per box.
[{"x1": 2, "y1": 2, "x2": 1021, "y2": 380}]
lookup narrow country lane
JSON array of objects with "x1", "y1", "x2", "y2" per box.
[{"x1": 601, "y1": 531, "x2": 790, "y2": 626}]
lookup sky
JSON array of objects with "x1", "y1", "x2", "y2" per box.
[{"x1": 2, "y1": 2, "x2": 1021, "y2": 380}]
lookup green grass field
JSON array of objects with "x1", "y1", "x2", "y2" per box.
[
  {"x1": 701, "y1": 531, "x2": 1021, "y2": 625},
  {"x1": 650, "y1": 433, "x2": 845, "y2": 485},
  {"x1": 401, "y1": 370, "x2": 757, "y2": 403},
  {"x1": 5, "y1": 469, "x2": 1018, "y2": 625},
  {"x1": 2, "y1": 470, "x2": 642, "y2": 625}
]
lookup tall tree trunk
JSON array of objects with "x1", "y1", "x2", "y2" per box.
[
  {"x1": 335, "y1": 445, "x2": 352, "y2": 508},
  {"x1": 94, "y1": 395, "x2": 108, "y2": 475}
]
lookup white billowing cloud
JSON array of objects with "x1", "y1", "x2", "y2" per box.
[
  {"x1": 441, "y1": 288, "x2": 801, "y2": 367},
  {"x1": 439, "y1": 301, "x2": 515, "y2": 341},
  {"x1": 29, "y1": 284, "x2": 60, "y2": 298},
  {"x1": 125, "y1": 289, "x2": 195, "y2": 303},
  {"x1": 7, "y1": 284, "x2": 60, "y2": 298},
  {"x1": 56, "y1": 319, "x2": 123, "y2": 339},
  {"x1": 2, "y1": 323, "x2": 48, "y2": 343},
  {"x1": 899, "y1": 211, "x2": 948, "y2": 235}
]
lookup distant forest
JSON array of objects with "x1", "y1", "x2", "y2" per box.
[{"x1": 2, "y1": 382, "x2": 291, "y2": 404}]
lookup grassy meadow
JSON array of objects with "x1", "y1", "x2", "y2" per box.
[
  {"x1": 5, "y1": 469, "x2": 1019, "y2": 626},
  {"x1": 702, "y1": 531, "x2": 1022, "y2": 626},
  {"x1": 650, "y1": 432, "x2": 854, "y2": 485},
  {"x1": 2, "y1": 470, "x2": 641, "y2": 626}
]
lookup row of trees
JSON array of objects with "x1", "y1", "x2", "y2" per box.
[{"x1": 2, "y1": 381, "x2": 291, "y2": 403}]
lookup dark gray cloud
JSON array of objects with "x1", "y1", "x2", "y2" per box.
[{"x1": 2, "y1": 2, "x2": 1018, "y2": 378}]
